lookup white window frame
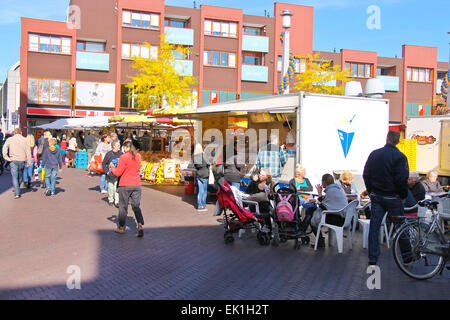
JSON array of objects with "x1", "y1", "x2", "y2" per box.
[
  {"x1": 29, "y1": 33, "x2": 39, "y2": 51},
  {"x1": 123, "y1": 10, "x2": 131, "y2": 25}
]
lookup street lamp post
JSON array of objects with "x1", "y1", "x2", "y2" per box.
[{"x1": 281, "y1": 10, "x2": 292, "y2": 94}]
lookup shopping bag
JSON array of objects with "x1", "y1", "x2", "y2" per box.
[{"x1": 88, "y1": 154, "x2": 104, "y2": 173}]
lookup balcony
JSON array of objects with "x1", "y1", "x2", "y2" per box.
[
  {"x1": 173, "y1": 59, "x2": 193, "y2": 76},
  {"x1": 376, "y1": 75, "x2": 399, "y2": 92},
  {"x1": 242, "y1": 35, "x2": 269, "y2": 53},
  {"x1": 76, "y1": 51, "x2": 110, "y2": 71},
  {"x1": 437, "y1": 79, "x2": 443, "y2": 94},
  {"x1": 164, "y1": 26, "x2": 194, "y2": 46},
  {"x1": 241, "y1": 65, "x2": 268, "y2": 82}
]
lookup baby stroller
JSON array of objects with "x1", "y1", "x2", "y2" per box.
[
  {"x1": 271, "y1": 183, "x2": 311, "y2": 249},
  {"x1": 216, "y1": 179, "x2": 271, "y2": 246}
]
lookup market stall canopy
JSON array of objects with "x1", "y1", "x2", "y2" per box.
[
  {"x1": 151, "y1": 93, "x2": 300, "y2": 120},
  {"x1": 109, "y1": 114, "x2": 194, "y2": 128},
  {"x1": 33, "y1": 116, "x2": 113, "y2": 129}
]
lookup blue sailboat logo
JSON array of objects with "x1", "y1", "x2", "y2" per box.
[{"x1": 337, "y1": 115, "x2": 356, "y2": 158}]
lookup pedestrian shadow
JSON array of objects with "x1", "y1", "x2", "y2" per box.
[
  {"x1": 88, "y1": 186, "x2": 101, "y2": 192},
  {"x1": 106, "y1": 214, "x2": 138, "y2": 233},
  {"x1": 0, "y1": 173, "x2": 13, "y2": 195}
]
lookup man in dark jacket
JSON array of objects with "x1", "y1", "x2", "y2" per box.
[
  {"x1": 363, "y1": 131, "x2": 412, "y2": 265},
  {"x1": 102, "y1": 141, "x2": 123, "y2": 207},
  {"x1": 42, "y1": 138, "x2": 63, "y2": 196},
  {"x1": 84, "y1": 129, "x2": 98, "y2": 162}
]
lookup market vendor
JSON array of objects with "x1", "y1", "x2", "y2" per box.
[{"x1": 281, "y1": 120, "x2": 296, "y2": 154}]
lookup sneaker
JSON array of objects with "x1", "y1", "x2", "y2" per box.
[
  {"x1": 14, "y1": 195, "x2": 21, "y2": 199},
  {"x1": 44, "y1": 190, "x2": 51, "y2": 196},
  {"x1": 114, "y1": 203, "x2": 119, "y2": 208},
  {"x1": 197, "y1": 207, "x2": 207, "y2": 212},
  {"x1": 101, "y1": 190, "x2": 108, "y2": 194},
  {"x1": 137, "y1": 228, "x2": 144, "y2": 238}
]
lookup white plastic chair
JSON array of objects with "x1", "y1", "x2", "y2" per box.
[
  {"x1": 314, "y1": 199, "x2": 359, "y2": 253},
  {"x1": 359, "y1": 211, "x2": 390, "y2": 249}
]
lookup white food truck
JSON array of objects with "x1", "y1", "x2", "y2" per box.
[{"x1": 176, "y1": 92, "x2": 390, "y2": 190}]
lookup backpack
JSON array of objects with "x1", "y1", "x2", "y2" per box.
[{"x1": 276, "y1": 194, "x2": 297, "y2": 222}]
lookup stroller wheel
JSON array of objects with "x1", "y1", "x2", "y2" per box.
[
  {"x1": 294, "y1": 239, "x2": 301, "y2": 250},
  {"x1": 224, "y1": 231, "x2": 234, "y2": 244},
  {"x1": 257, "y1": 232, "x2": 270, "y2": 246},
  {"x1": 301, "y1": 236, "x2": 310, "y2": 245}
]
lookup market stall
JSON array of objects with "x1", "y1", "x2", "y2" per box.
[{"x1": 108, "y1": 114, "x2": 195, "y2": 186}]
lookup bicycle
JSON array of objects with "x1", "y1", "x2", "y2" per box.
[{"x1": 392, "y1": 194, "x2": 450, "y2": 280}]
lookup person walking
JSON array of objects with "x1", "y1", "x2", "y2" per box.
[
  {"x1": 67, "y1": 134, "x2": 77, "y2": 168},
  {"x1": 110, "y1": 141, "x2": 144, "y2": 237},
  {"x1": 102, "y1": 140, "x2": 123, "y2": 207},
  {"x1": 42, "y1": 138, "x2": 63, "y2": 196},
  {"x1": 2, "y1": 128, "x2": 32, "y2": 199},
  {"x1": 95, "y1": 133, "x2": 112, "y2": 194},
  {"x1": 23, "y1": 134, "x2": 38, "y2": 188},
  {"x1": 84, "y1": 129, "x2": 98, "y2": 163},
  {"x1": 193, "y1": 143, "x2": 209, "y2": 212},
  {"x1": 363, "y1": 131, "x2": 412, "y2": 266}
]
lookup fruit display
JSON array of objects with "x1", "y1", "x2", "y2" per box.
[{"x1": 138, "y1": 151, "x2": 183, "y2": 185}]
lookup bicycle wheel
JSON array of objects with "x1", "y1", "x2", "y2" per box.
[{"x1": 392, "y1": 222, "x2": 445, "y2": 280}]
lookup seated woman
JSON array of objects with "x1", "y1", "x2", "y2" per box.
[
  {"x1": 421, "y1": 170, "x2": 444, "y2": 194},
  {"x1": 289, "y1": 164, "x2": 313, "y2": 193},
  {"x1": 244, "y1": 169, "x2": 274, "y2": 214},
  {"x1": 338, "y1": 171, "x2": 358, "y2": 202}
]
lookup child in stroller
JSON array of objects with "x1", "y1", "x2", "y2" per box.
[
  {"x1": 271, "y1": 182, "x2": 315, "y2": 249},
  {"x1": 216, "y1": 177, "x2": 272, "y2": 246}
]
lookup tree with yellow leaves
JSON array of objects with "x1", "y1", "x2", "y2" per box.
[
  {"x1": 292, "y1": 53, "x2": 352, "y2": 95},
  {"x1": 127, "y1": 35, "x2": 197, "y2": 110}
]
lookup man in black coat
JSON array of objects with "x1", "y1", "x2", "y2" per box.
[{"x1": 363, "y1": 131, "x2": 412, "y2": 266}]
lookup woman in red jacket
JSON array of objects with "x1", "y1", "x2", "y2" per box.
[{"x1": 110, "y1": 141, "x2": 144, "y2": 237}]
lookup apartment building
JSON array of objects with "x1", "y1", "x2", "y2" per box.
[
  {"x1": 0, "y1": 62, "x2": 20, "y2": 132},
  {"x1": 19, "y1": 0, "x2": 446, "y2": 132}
]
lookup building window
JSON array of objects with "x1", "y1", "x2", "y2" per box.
[
  {"x1": 28, "y1": 78, "x2": 70, "y2": 105},
  {"x1": 407, "y1": 67, "x2": 432, "y2": 82},
  {"x1": 345, "y1": 62, "x2": 372, "y2": 78},
  {"x1": 76, "y1": 41, "x2": 105, "y2": 52},
  {"x1": 123, "y1": 10, "x2": 160, "y2": 30},
  {"x1": 29, "y1": 33, "x2": 71, "y2": 54},
  {"x1": 164, "y1": 19, "x2": 187, "y2": 28},
  {"x1": 243, "y1": 26, "x2": 262, "y2": 36},
  {"x1": 278, "y1": 56, "x2": 306, "y2": 73},
  {"x1": 203, "y1": 89, "x2": 236, "y2": 104},
  {"x1": 204, "y1": 19, "x2": 238, "y2": 37},
  {"x1": 243, "y1": 52, "x2": 263, "y2": 66},
  {"x1": 122, "y1": 43, "x2": 158, "y2": 59},
  {"x1": 204, "y1": 50, "x2": 236, "y2": 67}
]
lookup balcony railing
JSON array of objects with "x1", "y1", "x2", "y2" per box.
[
  {"x1": 165, "y1": 26, "x2": 194, "y2": 46},
  {"x1": 242, "y1": 35, "x2": 269, "y2": 53},
  {"x1": 173, "y1": 59, "x2": 193, "y2": 76},
  {"x1": 241, "y1": 65, "x2": 268, "y2": 82},
  {"x1": 376, "y1": 75, "x2": 399, "y2": 92},
  {"x1": 76, "y1": 51, "x2": 110, "y2": 71}
]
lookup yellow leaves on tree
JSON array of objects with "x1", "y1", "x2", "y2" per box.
[
  {"x1": 293, "y1": 53, "x2": 352, "y2": 95},
  {"x1": 127, "y1": 35, "x2": 197, "y2": 110}
]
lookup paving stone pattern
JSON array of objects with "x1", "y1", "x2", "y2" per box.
[{"x1": 0, "y1": 169, "x2": 448, "y2": 300}]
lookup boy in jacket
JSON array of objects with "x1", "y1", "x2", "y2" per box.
[
  {"x1": 42, "y1": 138, "x2": 63, "y2": 196},
  {"x1": 102, "y1": 141, "x2": 123, "y2": 207}
]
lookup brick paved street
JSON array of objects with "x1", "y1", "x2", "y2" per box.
[{"x1": 0, "y1": 168, "x2": 448, "y2": 300}]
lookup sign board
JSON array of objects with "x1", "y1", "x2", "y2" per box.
[
  {"x1": 163, "y1": 159, "x2": 177, "y2": 179},
  {"x1": 440, "y1": 121, "x2": 450, "y2": 171},
  {"x1": 76, "y1": 81, "x2": 115, "y2": 108},
  {"x1": 11, "y1": 112, "x2": 18, "y2": 125}
]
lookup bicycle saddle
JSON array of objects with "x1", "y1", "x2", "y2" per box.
[{"x1": 418, "y1": 199, "x2": 439, "y2": 208}]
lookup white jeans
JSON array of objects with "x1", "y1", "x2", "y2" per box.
[{"x1": 107, "y1": 180, "x2": 119, "y2": 204}]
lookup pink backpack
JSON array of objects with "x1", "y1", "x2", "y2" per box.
[{"x1": 276, "y1": 194, "x2": 297, "y2": 222}]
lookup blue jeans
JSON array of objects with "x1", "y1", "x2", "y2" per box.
[
  {"x1": 369, "y1": 193, "x2": 412, "y2": 263},
  {"x1": 196, "y1": 177, "x2": 208, "y2": 209},
  {"x1": 44, "y1": 167, "x2": 58, "y2": 195},
  {"x1": 10, "y1": 161, "x2": 25, "y2": 196},
  {"x1": 23, "y1": 160, "x2": 35, "y2": 182},
  {"x1": 100, "y1": 174, "x2": 107, "y2": 192}
]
